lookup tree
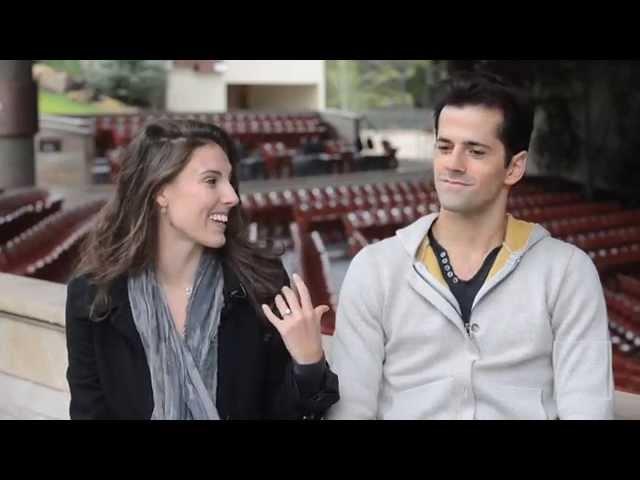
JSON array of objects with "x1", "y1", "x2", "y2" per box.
[
  {"x1": 82, "y1": 60, "x2": 168, "y2": 110},
  {"x1": 326, "y1": 60, "x2": 431, "y2": 111}
]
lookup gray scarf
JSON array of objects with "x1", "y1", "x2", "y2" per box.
[{"x1": 128, "y1": 250, "x2": 224, "y2": 420}]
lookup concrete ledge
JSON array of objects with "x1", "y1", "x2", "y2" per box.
[
  {"x1": 2, "y1": 272, "x2": 640, "y2": 419},
  {"x1": 0, "y1": 273, "x2": 68, "y2": 392},
  {"x1": 0, "y1": 273, "x2": 66, "y2": 328},
  {"x1": 0, "y1": 310, "x2": 68, "y2": 392}
]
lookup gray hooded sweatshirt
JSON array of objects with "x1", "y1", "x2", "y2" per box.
[{"x1": 327, "y1": 213, "x2": 614, "y2": 419}]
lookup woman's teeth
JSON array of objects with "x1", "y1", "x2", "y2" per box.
[{"x1": 209, "y1": 213, "x2": 228, "y2": 224}]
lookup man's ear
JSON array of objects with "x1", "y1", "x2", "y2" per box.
[{"x1": 505, "y1": 151, "x2": 527, "y2": 187}]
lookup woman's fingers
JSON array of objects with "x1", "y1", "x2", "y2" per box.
[
  {"x1": 292, "y1": 273, "x2": 314, "y2": 313},
  {"x1": 261, "y1": 304, "x2": 283, "y2": 330},
  {"x1": 274, "y1": 294, "x2": 292, "y2": 319},
  {"x1": 280, "y1": 286, "x2": 302, "y2": 317}
]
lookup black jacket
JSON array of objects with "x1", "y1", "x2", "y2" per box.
[{"x1": 65, "y1": 263, "x2": 339, "y2": 420}]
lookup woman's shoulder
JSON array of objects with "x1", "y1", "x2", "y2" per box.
[
  {"x1": 66, "y1": 273, "x2": 128, "y2": 320},
  {"x1": 67, "y1": 273, "x2": 90, "y2": 292},
  {"x1": 67, "y1": 274, "x2": 93, "y2": 303},
  {"x1": 65, "y1": 274, "x2": 95, "y2": 321}
]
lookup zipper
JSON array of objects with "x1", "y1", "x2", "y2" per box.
[
  {"x1": 413, "y1": 263, "x2": 474, "y2": 339},
  {"x1": 471, "y1": 255, "x2": 522, "y2": 312},
  {"x1": 413, "y1": 263, "x2": 461, "y2": 316}
]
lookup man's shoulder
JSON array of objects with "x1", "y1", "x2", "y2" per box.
[
  {"x1": 534, "y1": 235, "x2": 594, "y2": 263},
  {"x1": 528, "y1": 235, "x2": 600, "y2": 282},
  {"x1": 344, "y1": 234, "x2": 410, "y2": 287},
  {"x1": 353, "y1": 233, "x2": 408, "y2": 265}
]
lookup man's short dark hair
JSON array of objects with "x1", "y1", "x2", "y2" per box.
[{"x1": 433, "y1": 71, "x2": 535, "y2": 167}]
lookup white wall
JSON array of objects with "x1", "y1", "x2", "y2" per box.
[
  {"x1": 166, "y1": 68, "x2": 227, "y2": 112},
  {"x1": 224, "y1": 60, "x2": 324, "y2": 86},
  {"x1": 167, "y1": 60, "x2": 326, "y2": 112}
]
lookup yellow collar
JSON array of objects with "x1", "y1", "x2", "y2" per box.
[{"x1": 417, "y1": 214, "x2": 535, "y2": 286}]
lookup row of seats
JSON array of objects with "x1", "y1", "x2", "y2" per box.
[
  {"x1": 225, "y1": 120, "x2": 325, "y2": 134},
  {"x1": 311, "y1": 196, "x2": 610, "y2": 253},
  {"x1": 95, "y1": 112, "x2": 329, "y2": 153},
  {"x1": 0, "y1": 198, "x2": 64, "y2": 246},
  {"x1": 613, "y1": 355, "x2": 640, "y2": 394},
  {"x1": 511, "y1": 202, "x2": 621, "y2": 224},
  {"x1": 604, "y1": 288, "x2": 640, "y2": 323},
  {"x1": 564, "y1": 226, "x2": 640, "y2": 252},
  {"x1": 242, "y1": 182, "x2": 576, "y2": 219},
  {"x1": 0, "y1": 188, "x2": 64, "y2": 245},
  {"x1": 104, "y1": 125, "x2": 330, "y2": 153},
  {"x1": 346, "y1": 229, "x2": 370, "y2": 258},
  {"x1": 509, "y1": 183, "x2": 549, "y2": 195},
  {"x1": 609, "y1": 313, "x2": 640, "y2": 348},
  {"x1": 259, "y1": 142, "x2": 297, "y2": 179},
  {"x1": 243, "y1": 178, "x2": 629, "y2": 254},
  {"x1": 243, "y1": 180, "x2": 432, "y2": 206},
  {"x1": 340, "y1": 198, "x2": 606, "y2": 257},
  {"x1": 0, "y1": 187, "x2": 50, "y2": 218},
  {"x1": 507, "y1": 191, "x2": 581, "y2": 209},
  {"x1": 241, "y1": 180, "x2": 433, "y2": 224},
  {"x1": 343, "y1": 205, "x2": 439, "y2": 257},
  {"x1": 590, "y1": 243, "x2": 640, "y2": 274},
  {"x1": 0, "y1": 200, "x2": 105, "y2": 279},
  {"x1": 95, "y1": 112, "x2": 320, "y2": 130},
  {"x1": 618, "y1": 274, "x2": 640, "y2": 300},
  {"x1": 293, "y1": 193, "x2": 435, "y2": 228},
  {"x1": 232, "y1": 127, "x2": 330, "y2": 151},
  {"x1": 614, "y1": 351, "x2": 640, "y2": 373},
  {"x1": 243, "y1": 182, "x2": 584, "y2": 239},
  {"x1": 255, "y1": 139, "x2": 360, "y2": 179},
  {"x1": 543, "y1": 210, "x2": 640, "y2": 237},
  {"x1": 289, "y1": 223, "x2": 336, "y2": 335},
  {"x1": 608, "y1": 271, "x2": 640, "y2": 393},
  {"x1": 344, "y1": 210, "x2": 640, "y2": 263}
]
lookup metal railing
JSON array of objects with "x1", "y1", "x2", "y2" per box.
[{"x1": 39, "y1": 115, "x2": 95, "y2": 136}]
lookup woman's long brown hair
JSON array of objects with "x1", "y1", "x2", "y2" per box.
[{"x1": 75, "y1": 118, "x2": 284, "y2": 319}]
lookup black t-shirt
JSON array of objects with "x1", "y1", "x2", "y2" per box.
[{"x1": 428, "y1": 226, "x2": 501, "y2": 333}]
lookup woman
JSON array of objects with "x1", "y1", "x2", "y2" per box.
[{"x1": 66, "y1": 118, "x2": 339, "y2": 420}]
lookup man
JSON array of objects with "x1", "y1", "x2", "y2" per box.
[{"x1": 327, "y1": 72, "x2": 614, "y2": 420}]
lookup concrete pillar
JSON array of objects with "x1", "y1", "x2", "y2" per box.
[{"x1": 0, "y1": 60, "x2": 38, "y2": 188}]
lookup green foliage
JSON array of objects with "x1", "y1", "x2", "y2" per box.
[
  {"x1": 83, "y1": 60, "x2": 167, "y2": 109},
  {"x1": 40, "y1": 60, "x2": 84, "y2": 77},
  {"x1": 38, "y1": 90, "x2": 103, "y2": 115},
  {"x1": 326, "y1": 60, "x2": 433, "y2": 111}
]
